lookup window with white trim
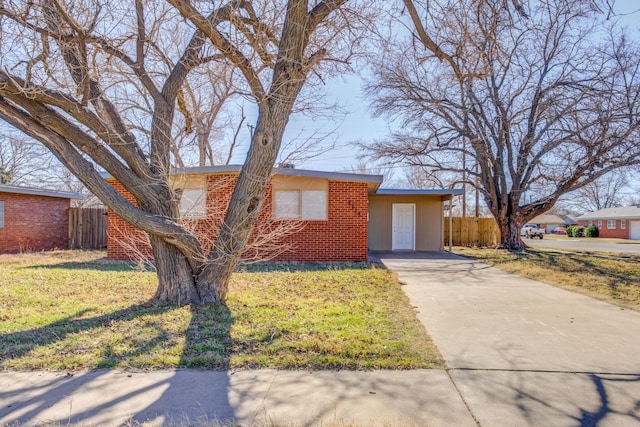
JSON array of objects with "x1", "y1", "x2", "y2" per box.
[
  {"x1": 179, "y1": 187, "x2": 206, "y2": 219},
  {"x1": 588, "y1": 220, "x2": 593, "y2": 227},
  {"x1": 0, "y1": 201, "x2": 4, "y2": 228},
  {"x1": 607, "y1": 220, "x2": 616, "y2": 229},
  {"x1": 621, "y1": 220, "x2": 627, "y2": 229},
  {"x1": 597, "y1": 220, "x2": 602, "y2": 229},
  {"x1": 273, "y1": 189, "x2": 327, "y2": 220}
]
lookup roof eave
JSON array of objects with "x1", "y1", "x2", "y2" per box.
[
  {"x1": 0, "y1": 184, "x2": 85, "y2": 200},
  {"x1": 100, "y1": 165, "x2": 385, "y2": 186},
  {"x1": 374, "y1": 188, "x2": 465, "y2": 196}
]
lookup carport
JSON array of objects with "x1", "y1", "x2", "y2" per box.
[{"x1": 367, "y1": 189, "x2": 464, "y2": 252}]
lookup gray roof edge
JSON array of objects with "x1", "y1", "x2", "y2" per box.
[
  {"x1": 100, "y1": 165, "x2": 384, "y2": 184},
  {"x1": 375, "y1": 188, "x2": 465, "y2": 196},
  {"x1": 576, "y1": 206, "x2": 640, "y2": 220},
  {"x1": 274, "y1": 167, "x2": 384, "y2": 183},
  {"x1": 0, "y1": 184, "x2": 86, "y2": 199}
]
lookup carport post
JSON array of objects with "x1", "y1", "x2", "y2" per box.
[{"x1": 449, "y1": 199, "x2": 453, "y2": 252}]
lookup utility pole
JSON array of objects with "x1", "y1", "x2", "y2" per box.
[
  {"x1": 475, "y1": 163, "x2": 480, "y2": 217},
  {"x1": 462, "y1": 139, "x2": 467, "y2": 217}
]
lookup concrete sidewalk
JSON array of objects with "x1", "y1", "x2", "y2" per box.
[
  {"x1": 380, "y1": 252, "x2": 640, "y2": 426},
  {"x1": 0, "y1": 369, "x2": 475, "y2": 426},
  {"x1": 3, "y1": 252, "x2": 640, "y2": 426}
]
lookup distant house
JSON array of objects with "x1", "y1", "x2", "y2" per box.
[
  {"x1": 576, "y1": 206, "x2": 640, "y2": 240},
  {"x1": 0, "y1": 185, "x2": 85, "y2": 253},
  {"x1": 105, "y1": 166, "x2": 463, "y2": 262},
  {"x1": 527, "y1": 214, "x2": 565, "y2": 234}
]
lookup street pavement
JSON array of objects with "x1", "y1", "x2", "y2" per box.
[
  {"x1": 2, "y1": 251, "x2": 640, "y2": 426},
  {"x1": 527, "y1": 236, "x2": 640, "y2": 255}
]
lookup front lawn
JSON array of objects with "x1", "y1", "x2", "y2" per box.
[
  {"x1": 0, "y1": 251, "x2": 443, "y2": 371},
  {"x1": 455, "y1": 247, "x2": 640, "y2": 310}
]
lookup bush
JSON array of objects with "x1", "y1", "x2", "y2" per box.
[
  {"x1": 573, "y1": 226, "x2": 585, "y2": 238},
  {"x1": 585, "y1": 225, "x2": 599, "y2": 237},
  {"x1": 566, "y1": 226, "x2": 575, "y2": 237}
]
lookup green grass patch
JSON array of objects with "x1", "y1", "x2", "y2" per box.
[
  {"x1": 0, "y1": 251, "x2": 443, "y2": 371},
  {"x1": 455, "y1": 247, "x2": 640, "y2": 310}
]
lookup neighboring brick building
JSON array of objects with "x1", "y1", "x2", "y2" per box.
[
  {"x1": 576, "y1": 206, "x2": 640, "y2": 240},
  {"x1": 0, "y1": 185, "x2": 84, "y2": 253},
  {"x1": 105, "y1": 166, "x2": 463, "y2": 262}
]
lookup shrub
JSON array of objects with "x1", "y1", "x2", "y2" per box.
[
  {"x1": 566, "y1": 226, "x2": 575, "y2": 237},
  {"x1": 573, "y1": 226, "x2": 585, "y2": 238},
  {"x1": 585, "y1": 225, "x2": 599, "y2": 237}
]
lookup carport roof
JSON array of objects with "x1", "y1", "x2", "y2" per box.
[{"x1": 373, "y1": 189, "x2": 465, "y2": 199}]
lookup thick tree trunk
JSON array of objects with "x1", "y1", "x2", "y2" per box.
[
  {"x1": 196, "y1": 111, "x2": 286, "y2": 303},
  {"x1": 150, "y1": 234, "x2": 202, "y2": 305},
  {"x1": 175, "y1": 0, "x2": 329, "y2": 304},
  {"x1": 497, "y1": 218, "x2": 526, "y2": 250}
]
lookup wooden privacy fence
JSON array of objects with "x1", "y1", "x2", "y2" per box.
[
  {"x1": 444, "y1": 217, "x2": 500, "y2": 247},
  {"x1": 69, "y1": 207, "x2": 108, "y2": 250}
]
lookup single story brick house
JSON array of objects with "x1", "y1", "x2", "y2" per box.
[
  {"x1": 576, "y1": 206, "x2": 640, "y2": 240},
  {"x1": 105, "y1": 166, "x2": 463, "y2": 262},
  {"x1": 0, "y1": 184, "x2": 85, "y2": 253}
]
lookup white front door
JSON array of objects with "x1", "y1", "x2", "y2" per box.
[
  {"x1": 630, "y1": 221, "x2": 640, "y2": 240},
  {"x1": 392, "y1": 203, "x2": 415, "y2": 250}
]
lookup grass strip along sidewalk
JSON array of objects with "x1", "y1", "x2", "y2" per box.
[
  {"x1": 455, "y1": 247, "x2": 640, "y2": 311},
  {"x1": 0, "y1": 251, "x2": 443, "y2": 371}
]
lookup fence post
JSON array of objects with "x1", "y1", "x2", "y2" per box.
[
  {"x1": 443, "y1": 217, "x2": 499, "y2": 247},
  {"x1": 69, "y1": 207, "x2": 108, "y2": 249}
]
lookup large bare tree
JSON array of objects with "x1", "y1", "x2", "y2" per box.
[
  {"x1": 365, "y1": 0, "x2": 640, "y2": 249},
  {"x1": 561, "y1": 169, "x2": 634, "y2": 213},
  {"x1": 0, "y1": 134, "x2": 56, "y2": 184},
  {"x1": 0, "y1": 0, "x2": 365, "y2": 304}
]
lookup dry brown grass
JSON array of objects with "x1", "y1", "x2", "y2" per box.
[{"x1": 455, "y1": 247, "x2": 640, "y2": 311}]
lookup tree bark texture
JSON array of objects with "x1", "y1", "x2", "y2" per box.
[
  {"x1": 0, "y1": 0, "x2": 353, "y2": 305},
  {"x1": 150, "y1": 235, "x2": 201, "y2": 305}
]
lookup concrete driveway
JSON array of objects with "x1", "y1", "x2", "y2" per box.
[{"x1": 380, "y1": 251, "x2": 640, "y2": 427}]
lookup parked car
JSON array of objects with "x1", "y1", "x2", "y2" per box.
[
  {"x1": 521, "y1": 225, "x2": 544, "y2": 239},
  {"x1": 552, "y1": 227, "x2": 567, "y2": 235}
]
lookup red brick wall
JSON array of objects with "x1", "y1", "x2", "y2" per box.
[
  {"x1": 577, "y1": 220, "x2": 630, "y2": 239},
  {"x1": 106, "y1": 179, "x2": 154, "y2": 260},
  {"x1": 267, "y1": 180, "x2": 369, "y2": 262},
  {"x1": 106, "y1": 175, "x2": 369, "y2": 262},
  {"x1": 0, "y1": 193, "x2": 70, "y2": 253}
]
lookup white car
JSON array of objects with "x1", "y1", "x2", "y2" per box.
[{"x1": 520, "y1": 225, "x2": 544, "y2": 239}]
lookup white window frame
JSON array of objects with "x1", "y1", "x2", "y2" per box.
[
  {"x1": 621, "y1": 220, "x2": 627, "y2": 230},
  {"x1": 597, "y1": 220, "x2": 602, "y2": 229},
  {"x1": 0, "y1": 201, "x2": 4, "y2": 228},
  {"x1": 179, "y1": 187, "x2": 207, "y2": 219},
  {"x1": 273, "y1": 189, "x2": 328, "y2": 220},
  {"x1": 607, "y1": 220, "x2": 616, "y2": 230}
]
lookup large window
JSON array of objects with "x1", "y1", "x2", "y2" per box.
[
  {"x1": 607, "y1": 220, "x2": 616, "y2": 229},
  {"x1": 180, "y1": 187, "x2": 206, "y2": 219},
  {"x1": 0, "y1": 201, "x2": 4, "y2": 228},
  {"x1": 274, "y1": 190, "x2": 327, "y2": 220}
]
